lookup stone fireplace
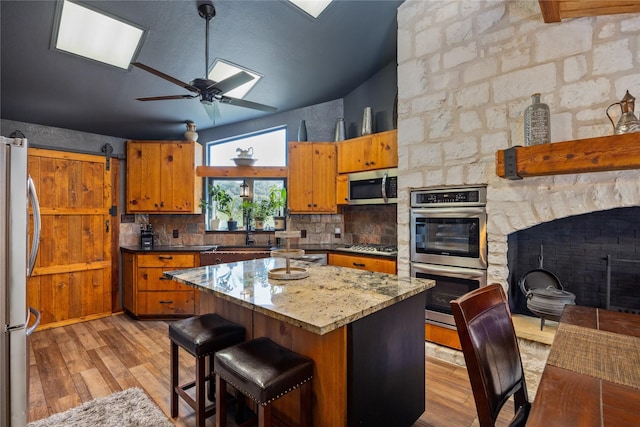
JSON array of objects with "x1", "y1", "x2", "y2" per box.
[
  {"x1": 395, "y1": 0, "x2": 640, "y2": 386},
  {"x1": 395, "y1": 0, "x2": 640, "y2": 292}
]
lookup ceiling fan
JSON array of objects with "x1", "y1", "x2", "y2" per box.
[{"x1": 132, "y1": 1, "x2": 276, "y2": 122}]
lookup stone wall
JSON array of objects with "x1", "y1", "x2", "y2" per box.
[{"x1": 396, "y1": 0, "x2": 640, "y2": 294}]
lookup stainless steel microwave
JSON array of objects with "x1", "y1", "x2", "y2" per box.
[{"x1": 347, "y1": 168, "x2": 398, "y2": 205}]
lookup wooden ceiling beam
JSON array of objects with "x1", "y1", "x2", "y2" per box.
[{"x1": 538, "y1": 0, "x2": 640, "y2": 23}]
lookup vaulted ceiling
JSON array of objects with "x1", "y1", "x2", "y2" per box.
[{"x1": 1, "y1": 0, "x2": 402, "y2": 140}]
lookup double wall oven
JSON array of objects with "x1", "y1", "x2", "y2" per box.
[{"x1": 410, "y1": 186, "x2": 487, "y2": 328}]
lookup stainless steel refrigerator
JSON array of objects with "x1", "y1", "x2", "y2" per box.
[{"x1": 1, "y1": 136, "x2": 41, "y2": 427}]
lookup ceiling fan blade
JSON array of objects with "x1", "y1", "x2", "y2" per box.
[
  {"x1": 208, "y1": 71, "x2": 254, "y2": 94},
  {"x1": 132, "y1": 62, "x2": 200, "y2": 93},
  {"x1": 136, "y1": 94, "x2": 198, "y2": 101},
  {"x1": 219, "y1": 96, "x2": 277, "y2": 113}
]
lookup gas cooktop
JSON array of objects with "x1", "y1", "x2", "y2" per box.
[{"x1": 335, "y1": 244, "x2": 398, "y2": 257}]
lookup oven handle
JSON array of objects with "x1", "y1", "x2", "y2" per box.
[
  {"x1": 411, "y1": 206, "x2": 486, "y2": 217},
  {"x1": 412, "y1": 263, "x2": 486, "y2": 279}
]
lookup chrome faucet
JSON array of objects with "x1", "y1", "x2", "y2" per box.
[
  {"x1": 244, "y1": 209, "x2": 255, "y2": 245},
  {"x1": 245, "y1": 230, "x2": 255, "y2": 246}
]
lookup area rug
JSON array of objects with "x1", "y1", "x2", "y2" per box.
[{"x1": 28, "y1": 387, "x2": 174, "y2": 427}]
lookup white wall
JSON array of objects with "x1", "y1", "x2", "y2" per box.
[{"x1": 396, "y1": 1, "x2": 640, "y2": 289}]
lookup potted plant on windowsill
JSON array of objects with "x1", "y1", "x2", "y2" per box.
[
  {"x1": 269, "y1": 187, "x2": 287, "y2": 230},
  {"x1": 252, "y1": 199, "x2": 272, "y2": 231},
  {"x1": 215, "y1": 188, "x2": 239, "y2": 231},
  {"x1": 208, "y1": 184, "x2": 232, "y2": 230}
]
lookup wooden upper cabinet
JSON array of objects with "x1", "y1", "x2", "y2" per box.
[
  {"x1": 337, "y1": 129, "x2": 398, "y2": 174},
  {"x1": 126, "y1": 140, "x2": 202, "y2": 213},
  {"x1": 288, "y1": 142, "x2": 337, "y2": 214},
  {"x1": 336, "y1": 174, "x2": 349, "y2": 205}
]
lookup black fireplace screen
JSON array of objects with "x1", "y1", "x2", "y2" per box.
[{"x1": 507, "y1": 207, "x2": 640, "y2": 314}]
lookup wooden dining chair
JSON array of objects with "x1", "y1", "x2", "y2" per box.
[{"x1": 450, "y1": 283, "x2": 531, "y2": 427}]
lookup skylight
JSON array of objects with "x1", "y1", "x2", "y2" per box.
[
  {"x1": 54, "y1": 0, "x2": 144, "y2": 69},
  {"x1": 208, "y1": 59, "x2": 261, "y2": 99},
  {"x1": 287, "y1": 0, "x2": 333, "y2": 18}
]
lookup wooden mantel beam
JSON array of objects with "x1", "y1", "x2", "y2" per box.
[{"x1": 496, "y1": 133, "x2": 640, "y2": 179}]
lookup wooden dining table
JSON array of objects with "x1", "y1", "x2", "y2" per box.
[{"x1": 527, "y1": 305, "x2": 640, "y2": 426}]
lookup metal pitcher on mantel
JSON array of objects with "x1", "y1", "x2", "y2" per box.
[{"x1": 606, "y1": 90, "x2": 640, "y2": 134}]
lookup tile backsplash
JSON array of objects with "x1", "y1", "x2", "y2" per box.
[{"x1": 119, "y1": 204, "x2": 398, "y2": 248}]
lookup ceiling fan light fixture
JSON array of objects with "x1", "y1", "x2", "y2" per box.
[
  {"x1": 53, "y1": 0, "x2": 145, "y2": 69},
  {"x1": 208, "y1": 59, "x2": 261, "y2": 99}
]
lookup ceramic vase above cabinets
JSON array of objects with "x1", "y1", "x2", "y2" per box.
[{"x1": 184, "y1": 121, "x2": 198, "y2": 141}]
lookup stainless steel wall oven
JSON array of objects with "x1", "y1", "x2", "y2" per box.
[{"x1": 410, "y1": 186, "x2": 487, "y2": 328}]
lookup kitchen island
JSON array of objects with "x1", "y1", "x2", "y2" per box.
[{"x1": 164, "y1": 258, "x2": 434, "y2": 427}]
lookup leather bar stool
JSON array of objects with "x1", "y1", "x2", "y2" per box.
[
  {"x1": 169, "y1": 313, "x2": 245, "y2": 427},
  {"x1": 214, "y1": 337, "x2": 314, "y2": 427}
]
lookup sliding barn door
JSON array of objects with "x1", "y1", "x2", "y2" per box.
[{"x1": 27, "y1": 148, "x2": 113, "y2": 329}]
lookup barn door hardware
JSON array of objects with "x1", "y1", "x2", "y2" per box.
[{"x1": 101, "y1": 143, "x2": 114, "y2": 170}]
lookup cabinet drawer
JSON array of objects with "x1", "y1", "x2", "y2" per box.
[
  {"x1": 136, "y1": 291, "x2": 195, "y2": 316},
  {"x1": 137, "y1": 253, "x2": 196, "y2": 268},
  {"x1": 137, "y1": 268, "x2": 193, "y2": 291},
  {"x1": 328, "y1": 253, "x2": 397, "y2": 274}
]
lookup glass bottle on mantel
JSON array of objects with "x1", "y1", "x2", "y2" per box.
[{"x1": 524, "y1": 93, "x2": 550, "y2": 146}]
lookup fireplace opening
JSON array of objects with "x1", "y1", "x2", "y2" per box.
[{"x1": 507, "y1": 207, "x2": 640, "y2": 316}]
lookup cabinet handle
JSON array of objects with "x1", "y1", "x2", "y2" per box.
[
  {"x1": 160, "y1": 201, "x2": 165, "y2": 207},
  {"x1": 215, "y1": 258, "x2": 223, "y2": 264},
  {"x1": 307, "y1": 204, "x2": 312, "y2": 207},
  {"x1": 158, "y1": 256, "x2": 173, "y2": 260},
  {"x1": 353, "y1": 262, "x2": 366, "y2": 267},
  {"x1": 158, "y1": 300, "x2": 174, "y2": 304},
  {"x1": 370, "y1": 161, "x2": 375, "y2": 165},
  {"x1": 313, "y1": 204, "x2": 317, "y2": 207},
  {"x1": 365, "y1": 162, "x2": 370, "y2": 166}
]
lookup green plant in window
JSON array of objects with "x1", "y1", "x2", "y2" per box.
[
  {"x1": 252, "y1": 199, "x2": 272, "y2": 221},
  {"x1": 214, "y1": 188, "x2": 238, "y2": 221},
  {"x1": 268, "y1": 186, "x2": 287, "y2": 215},
  {"x1": 209, "y1": 184, "x2": 233, "y2": 219}
]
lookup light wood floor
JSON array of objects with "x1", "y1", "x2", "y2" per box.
[{"x1": 28, "y1": 313, "x2": 515, "y2": 427}]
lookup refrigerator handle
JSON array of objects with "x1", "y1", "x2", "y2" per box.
[
  {"x1": 26, "y1": 306, "x2": 41, "y2": 336},
  {"x1": 28, "y1": 175, "x2": 41, "y2": 277}
]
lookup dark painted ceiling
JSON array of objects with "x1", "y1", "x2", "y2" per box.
[{"x1": 1, "y1": 0, "x2": 402, "y2": 140}]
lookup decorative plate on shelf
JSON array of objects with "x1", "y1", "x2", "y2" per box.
[{"x1": 231, "y1": 157, "x2": 257, "y2": 166}]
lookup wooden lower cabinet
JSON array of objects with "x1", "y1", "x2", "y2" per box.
[
  {"x1": 328, "y1": 253, "x2": 397, "y2": 274},
  {"x1": 122, "y1": 251, "x2": 196, "y2": 318}
]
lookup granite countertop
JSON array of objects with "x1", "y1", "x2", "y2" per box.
[{"x1": 164, "y1": 258, "x2": 434, "y2": 335}]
